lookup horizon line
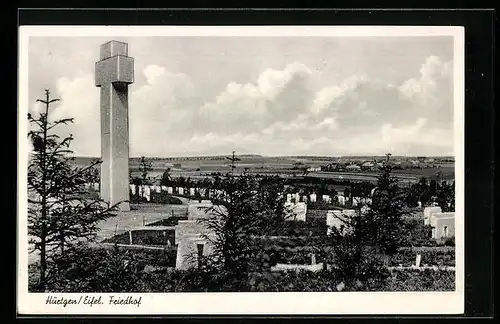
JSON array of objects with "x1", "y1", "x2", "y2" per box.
[{"x1": 68, "y1": 154, "x2": 455, "y2": 159}]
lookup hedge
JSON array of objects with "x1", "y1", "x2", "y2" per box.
[
  {"x1": 382, "y1": 268, "x2": 455, "y2": 291},
  {"x1": 391, "y1": 248, "x2": 455, "y2": 267},
  {"x1": 29, "y1": 244, "x2": 177, "y2": 292},
  {"x1": 29, "y1": 243, "x2": 455, "y2": 293}
]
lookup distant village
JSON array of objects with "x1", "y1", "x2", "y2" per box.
[{"x1": 307, "y1": 156, "x2": 455, "y2": 173}]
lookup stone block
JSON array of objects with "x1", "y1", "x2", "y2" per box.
[
  {"x1": 100, "y1": 40, "x2": 128, "y2": 60},
  {"x1": 95, "y1": 55, "x2": 134, "y2": 86}
]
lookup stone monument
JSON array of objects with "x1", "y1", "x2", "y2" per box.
[{"x1": 95, "y1": 40, "x2": 134, "y2": 211}]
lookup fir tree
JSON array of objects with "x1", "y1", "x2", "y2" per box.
[{"x1": 27, "y1": 89, "x2": 119, "y2": 291}]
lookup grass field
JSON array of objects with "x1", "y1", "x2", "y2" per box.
[{"x1": 73, "y1": 155, "x2": 454, "y2": 184}]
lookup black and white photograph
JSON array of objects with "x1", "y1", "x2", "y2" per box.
[{"x1": 18, "y1": 26, "x2": 465, "y2": 315}]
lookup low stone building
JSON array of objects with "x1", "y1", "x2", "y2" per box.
[
  {"x1": 423, "y1": 206, "x2": 442, "y2": 225},
  {"x1": 430, "y1": 212, "x2": 455, "y2": 240},
  {"x1": 423, "y1": 206, "x2": 455, "y2": 240}
]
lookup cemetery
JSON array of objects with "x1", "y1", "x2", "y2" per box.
[{"x1": 95, "y1": 179, "x2": 456, "y2": 278}]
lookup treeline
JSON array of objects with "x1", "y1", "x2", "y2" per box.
[
  {"x1": 405, "y1": 177, "x2": 455, "y2": 212},
  {"x1": 138, "y1": 163, "x2": 454, "y2": 212}
]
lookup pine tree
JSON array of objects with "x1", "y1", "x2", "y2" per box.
[
  {"x1": 196, "y1": 171, "x2": 287, "y2": 287},
  {"x1": 138, "y1": 156, "x2": 153, "y2": 186},
  {"x1": 325, "y1": 163, "x2": 407, "y2": 288},
  {"x1": 27, "y1": 89, "x2": 119, "y2": 291},
  {"x1": 361, "y1": 164, "x2": 407, "y2": 255}
]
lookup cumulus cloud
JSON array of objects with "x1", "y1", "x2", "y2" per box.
[
  {"x1": 143, "y1": 64, "x2": 166, "y2": 84},
  {"x1": 197, "y1": 62, "x2": 314, "y2": 136},
  {"x1": 45, "y1": 74, "x2": 100, "y2": 156},
  {"x1": 398, "y1": 55, "x2": 453, "y2": 125},
  {"x1": 28, "y1": 55, "x2": 455, "y2": 157}
]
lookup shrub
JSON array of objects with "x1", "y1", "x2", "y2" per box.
[
  {"x1": 390, "y1": 247, "x2": 455, "y2": 267},
  {"x1": 124, "y1": 229, "x2": 176, "y2": 246},
  {"x1": 247, "y1": 270, "x2": 343, "y2": 292},
  {"x1": 150, "y1": 192, "x2": 183, "y2": 205},
  {"x1": 103, "y1": 230, "x2": 176, "y2": 247},
  {"x1": 28, "y1": 242, "x2": 455, "y2": 293},
  {"x1": 30, "y1": 244, "x2": 142, "y2": 292},
  {"x1": 102, "y1": 232, "x2": 130, "y2": 244},
  {"x1": 29, "y1": 244, "x2": 177, "y2": 292},
  {"x1": 383, "y1": 269, "x2": 455, "y2": 291},
  {"x1": 401, "y1": 217, "x2": 436, "y2": 247},
  {"x1": 266, "y1": 218, "x2": 327, "y2": 237},
  {"x1": 443, "y1": 236, "x2": 455, "y2": 247}
]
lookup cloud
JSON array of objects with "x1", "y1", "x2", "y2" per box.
[
  {"x1": 27, "y1": 55, "x2": 454, "y2": 157},
  {"x1": 143, "y1": 65, "x2": 166, "y2": 84},
  {"x1": 197, "y1": 62, "x2": 314, "y2": 135},
  {"x1": 399, "y1": 56, "x2": 452, "y2": 99},
  {"x1": 256, "y1": 62, "x2": 312, "y2": 100},
  {"x1": 398, "y1": 55, "x2": 453, "y2": 125},
  {"x1": 46, "y1": 74, "x2": 100, "y2": 156}
]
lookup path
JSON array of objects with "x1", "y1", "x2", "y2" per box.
[{"x1": 95, "y1": 201, "x2": 188, "y2": 242}]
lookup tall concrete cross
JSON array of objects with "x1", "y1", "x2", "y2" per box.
[{"x1": 95, "y1": 40, "x2": 134, "y2": 211}]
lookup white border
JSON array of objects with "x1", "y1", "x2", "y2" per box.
[{"x1": 17, "y1": 26, "x2": 465, "y2": 315}]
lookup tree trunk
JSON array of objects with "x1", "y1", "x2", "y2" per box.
[{"x1": 39, "y1": 203, "x2": 47, "y2": 292}]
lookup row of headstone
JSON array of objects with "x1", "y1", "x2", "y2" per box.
[
  {"x1": 285, "y1": 192, "x2": 373, "y2": 207},
  {"x1": 127, "y1": 184, "x2": 225, "y2": 202},
  {"x1": 89, "y1": 181, "x2": 380, "y2": 208}
]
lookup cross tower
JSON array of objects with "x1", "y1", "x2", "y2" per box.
[{"x1": 95, "y1": 40, "x2": 134, "y2": 211}]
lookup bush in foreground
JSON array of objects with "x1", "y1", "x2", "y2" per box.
[
  {"x1": 29, "y1": 243, "x2": 455, "y2": 293},
  {"x1": 383, "y1": 269, "x2": 455, "y2": 291},
  {"x1": 29, "y1": 244, "x2": 176, "y2": 292}
]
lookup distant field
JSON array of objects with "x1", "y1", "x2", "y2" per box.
[{"x1": 74, "y1": 155, "x2": 454, "y2": 183}]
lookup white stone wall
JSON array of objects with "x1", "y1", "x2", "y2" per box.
[
  {"x1": 175, "y1": 233, "x2": 217, "y2": 270},
  {"x1": 174, "y1": 220, "x2": 212, "y2": 245},
  {"x1": 424, "y1": 206, "x2": 442, "y2": 225},
  {"x1": 430, "y1": 212, "x2": 455, "y2": 239},
  {"x1": 187, "y1": 201, "x2": 214, "y2": 220}
]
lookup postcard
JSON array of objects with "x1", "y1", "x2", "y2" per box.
[{"x1": 18, "y1": 25, "x2": 464, "y2": 315}]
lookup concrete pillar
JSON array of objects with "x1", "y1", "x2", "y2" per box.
[{"x1": 95, "y1": 40, "x2": 134, "y2": 211}]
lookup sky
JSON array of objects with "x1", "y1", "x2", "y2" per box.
[{"x1": 27, "y1": 35, "x2": 455, "y2": 157}]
